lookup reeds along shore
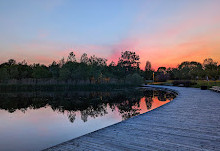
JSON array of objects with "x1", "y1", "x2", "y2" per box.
[{"x1": 0, "y1": 82, "x2": 137, "y2": 92}]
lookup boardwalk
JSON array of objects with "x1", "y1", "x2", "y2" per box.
[{"x1": 45, "y1": 86, "x2": 220, "y2": 151}]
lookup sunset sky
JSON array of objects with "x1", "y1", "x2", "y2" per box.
[{"x1": 0, "y1": 0, "x2": 220, "y2": 69}]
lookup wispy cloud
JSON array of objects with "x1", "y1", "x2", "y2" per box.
[{"x1": 0, "y1": 0, "x2": 220, "y2": 69}]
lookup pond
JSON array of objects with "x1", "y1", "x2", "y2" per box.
[{"x1": 0, "y1": 88, "x2": 176, "y2": 151}]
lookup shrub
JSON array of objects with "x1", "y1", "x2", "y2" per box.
[
  {"x1": 172, "y1": 80, "x2": 197, "y2": 87},
  {"x1": 155, "y1": 73, "x2": 168, "y2": 82},
  {"x1": 126, "y1": 73, "x2": 144, "y2": 86}
]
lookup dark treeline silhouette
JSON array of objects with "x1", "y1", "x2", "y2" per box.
[
  {"x1": 0, "y1": 89, "x2": 176, "y2": 123},
  {"x1": 1, "y1": 51, "x2": 219, "y2": 86},
  {"x1": 0, "y1": 51, "x2": 144, "y2": 87},
  {"x1": 145, "y1": 58, "x2": 220, "y2": 82}
]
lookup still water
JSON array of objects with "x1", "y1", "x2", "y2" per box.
[{"x1": 0, "y1": 88, "x2": 176, "y2": 151}]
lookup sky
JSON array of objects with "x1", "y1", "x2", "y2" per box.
[{"x1": 0, "y1": 0, "x2": 220, "y2": 69}]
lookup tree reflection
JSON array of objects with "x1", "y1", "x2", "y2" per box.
[
  {"x1": 67, "y1": 111, "x2": 76, "y2": 123},
  {"x1": 145, "y1": 97, "x2": 153, "y2": 110},
  {"x1": 0, "y1": 89, "x2": 176, "y2": 123}
]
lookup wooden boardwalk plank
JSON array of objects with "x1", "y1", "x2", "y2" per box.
[{"x1": 44, "y1": 86, "x2": 220, "y2": 151}]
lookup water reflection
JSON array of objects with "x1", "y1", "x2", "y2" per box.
[
  {"x1": 0, "y1": 89, "x2": 175, "y2": 123},
  {"x1": 0, "y1": 89, "x2": 176, "y2": 151}
]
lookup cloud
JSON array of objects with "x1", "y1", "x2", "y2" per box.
[
  {"x1": 1, "y1": 1, "x2": 220, "y2": 70},
  {"x1": 105, "y1": 1, "x2": 220, "y2": 69}
]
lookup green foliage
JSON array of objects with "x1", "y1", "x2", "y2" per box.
[
  {"x1": 0, "y1": 52, "x2": 135, "y2": 85},
  {"x1": 32, "y1": 64, "x2": 50, "y2": 79},
  {"x1": 89, "y1": 55, "x2": 107, "y2": 66},
  {"x1": 145, "y1": 61, "x2": 151, "y2": 71},
  {"x1": 145, "y1": 61, "x2": 153, "y2": 80},
  {"x1": 157, "y1": 67, "x2": 166, "y2": 72},
  {"x1": 8, "y1": 59, "x2": 16, "y2": 65},
  {"x1": 203, "y1": 58, "x2": 217, "y2": 70},
  {"x1": 162, "y1": 60, "x2": 219, "y2": 80},
  {"x1": 177, "y1": 61, "x2": 203, "y2": 80},
  {"x1": 0, "y1": 54, "x2": 219, "y2": 87},
  {"x1": 118, "y1": 51, "x2": 140, "y2": 73},
  {"x1": 49, "y1": 61, "x2": 60, "y2": 78},
  {"x1": 80, "y1": 53, "x2": 89, "y2": 64},
  {"x1": 59, "y1": 68, "x2": 71, "y2": 80},
  {"x1": 172, "y1": 80, "x2": 197, "y2": 87},
  {"x1": 155, "y1": 72, "x2": 168, "y2": 82},
  {"x1": 67, "y1": 52, "x2": 76, "y2": 62},
  {"x1": 126, "y1": 73, "x2": 143, "y2": 85},
  {"x1": 0, "y1": 68, "x2": 9, "y2": 81},
  {"x1": 9, "y1": 65, "x2": 19, "y2": 79},
  {"x1": 203, "y1": 58, "x2": 218, "y2": 79},
  {"x1": 192, "y1": 80, "x2": 220, "y2": 88}
]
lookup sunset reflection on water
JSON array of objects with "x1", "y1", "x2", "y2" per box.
[{"x1": 0, "y1": 89, "x2": 175, "y2": 151}]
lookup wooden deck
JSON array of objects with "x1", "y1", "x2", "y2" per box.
[{"x1": 44, "y1": 86, "x2": 220, "y2": 151}]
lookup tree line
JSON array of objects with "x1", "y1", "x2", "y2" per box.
[
  {"x1": 0, "y1": 50, "x2": 219, "y2": 85},
  {"x1": 0, "y1": 51, "x2": 144, "y2": 85},
  {"x1": 145, "y1": 58, "x2": 220, "y2": 82}
]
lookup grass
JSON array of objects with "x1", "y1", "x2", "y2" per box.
[
  {"x1": 147, "y1": 80, "x2": 173, "y2": 86},
  {"x1": 191, "y1": 80, "x2": 220, "y2": 88},
  {"x1": 147, "y1": 80, "x2": 220, "y2": 89}
]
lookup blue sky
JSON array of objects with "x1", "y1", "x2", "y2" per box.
[{"x1": 0, "y1": 0, "x2": 220, "y2": 69}]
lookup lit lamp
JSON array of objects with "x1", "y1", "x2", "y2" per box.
[{"x1": 153, "y1": 72, "x2": 154, "y2": 82}]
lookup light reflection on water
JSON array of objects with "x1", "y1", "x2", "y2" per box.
[{"x1": 0, "y1": 89, "x2": 176, "y2": 151}]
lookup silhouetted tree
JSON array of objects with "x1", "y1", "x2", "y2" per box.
[
  {"x1": 157, "y1": 67, "x2": 166, "y2": 73},
  {"x1": 67, "y1": 52, "x2": 76, "y2": 62},
  {"x1": 2, "y1": 51, "x2": 218, "y2": 84},
  {"x1": 203, "y1": 58, "x2": 218, "y2": 79},
  {"x1": 145, "y1": 61, "x2": 153, "y2": 80},
  {"x1": 145, "y1": 61, "x2": 151, "y2": 71},
  {"x1": 8, "y1": 59, "x2": 16, "y2": 66},
  {"x1": 49, "y1": 61, "x2": 60, "y2": 78},
  {"x1": 118, "y1": 51, "x2": 140, "y2": 74},
  {"x1": 58, "y1": 57, "x2": 65, "y2": 67},
  {"x1": 177, "y1": 61, "x2": 203, "y2": 80},
  {"x1": 80, "y1": 53, "x2": 89, "y2": 64}
]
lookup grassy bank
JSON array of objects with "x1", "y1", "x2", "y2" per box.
[
  {"x1": 148, "y1": 80, "x2": 220, "y2": 89},
  {"x1": 191, "y1": 80, "x2": 220, "y2": 88}
]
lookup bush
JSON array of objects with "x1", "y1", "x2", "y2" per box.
[
  {"x1": 126, "y1": 73, "x2": 143, "y2": 86},
  {"x1": 0, "y1": 68, "x2": 9, "y2": 81},
  {"x1": 201, "y1": 85, "x2": 208, "y2": 90},
  {"x1": 172, "y1": 80, "x2": 197, "y2": 87},
  {"x1": 155, "y1": 73, "x2": 168, "y2": 82}
]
